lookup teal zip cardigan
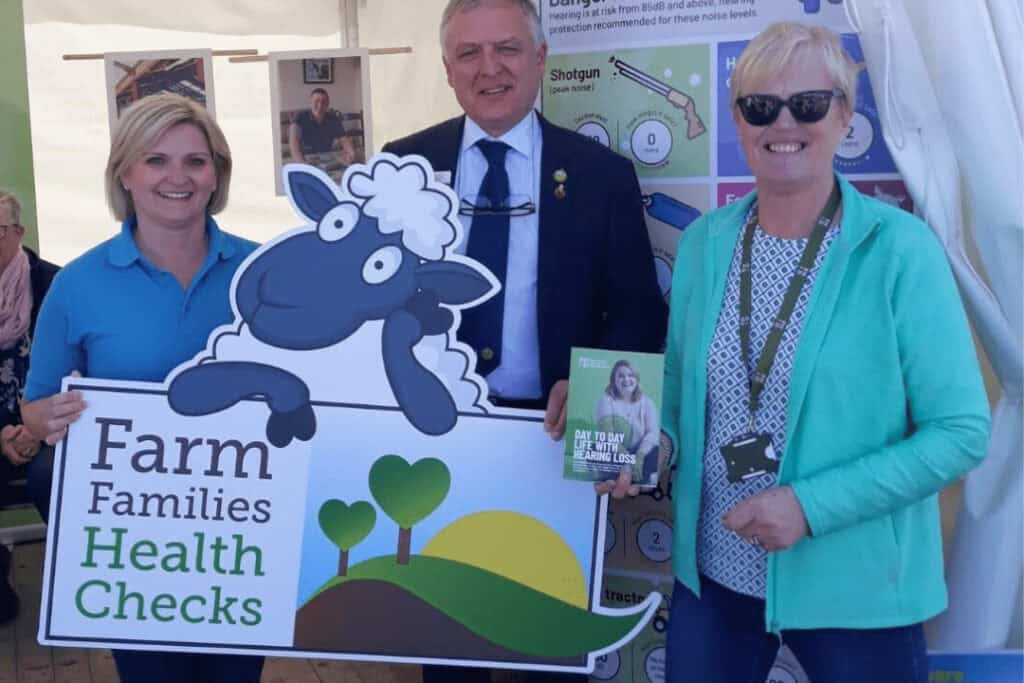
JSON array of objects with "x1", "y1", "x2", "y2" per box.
[{"x1": 662, "y1": 175, "x2": 990, "y2": 632}]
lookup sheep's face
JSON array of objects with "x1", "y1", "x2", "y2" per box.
[{"x1": 236, "y1": 211, "x2": 419, "y2": 350}]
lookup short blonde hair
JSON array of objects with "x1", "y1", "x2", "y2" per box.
[
  {"x1": 0, "y1": 190, "x2": 21, "y2": 225},
  {"x1": 730, "y1": 22, "x2": 862, "y2": 117},
  {"x1": 105, "y1": 94, "x2": 232, "y2": 221}
]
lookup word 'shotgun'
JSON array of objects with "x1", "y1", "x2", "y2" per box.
[{"x1": 609, "y1": 56, "x2": 706, "y2": 140}]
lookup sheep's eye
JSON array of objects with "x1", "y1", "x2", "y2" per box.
[
  {"x1": 318, "y1": 202, "x2": 361, "y2": 242},
  {"x1": 362, "y1": 246, "x2": 403, "y2": 285}
]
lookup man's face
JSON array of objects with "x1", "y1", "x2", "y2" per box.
[
  {"x1": 311, "y1": 92, "x2": 330, "y2": 121},
  {"x1": 443, "y1": 0, "x2": 547, "y2": 137}
]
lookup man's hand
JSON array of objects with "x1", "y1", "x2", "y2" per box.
[
  {"x1": 723, "y1": 486, "x2": 809, "y2": 552},
  {"x1": 543, "y1": 379, "x2": 569, "y2": 440},
  {"x1": 594, "y1": 465, "x2": 640, "y2": 499},
  {"x1": 1, "y1": 424, "x2": 40, "y2": 466}
]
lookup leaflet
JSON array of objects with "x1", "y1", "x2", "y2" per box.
[{"x1": 564, "y1": 348, "x2": 665, "y2": 487}]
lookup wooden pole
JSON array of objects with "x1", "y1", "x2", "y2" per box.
[{"x1": 62, "y1": 48, "x2": 259, "y2": 61}]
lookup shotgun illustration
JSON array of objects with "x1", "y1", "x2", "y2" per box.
[{"x1": 609, "y1": 56, "x2": 706, "y2": 140}]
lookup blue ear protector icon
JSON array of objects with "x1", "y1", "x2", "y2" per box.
[
  {"x1": 801, "y1": 0, "x2": 843, "y2": 13},
  {"x1": 643, "y1": 193, "x2": 702, "y2": 301},
  {"x1": 643, "y1": 193, "x2": 701, "y2": 232}
]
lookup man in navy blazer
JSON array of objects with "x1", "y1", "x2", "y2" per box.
[
  {"x1": 386, "y1": 4, "x2": 665, "y2": 677},
  {"x1": 384, "y1": 113, "x2": 665, "y2": 397},
  {"x1": 383, "y1": 0, "x2": 665, "y2": 423}
]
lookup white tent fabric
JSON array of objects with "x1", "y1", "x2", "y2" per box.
[
  {"x1": 22, "y1": 0, "x2": 457, "y2": 266},
  {"x1": 846, "y1": 0, "x2": 1023, "y2": 650}
]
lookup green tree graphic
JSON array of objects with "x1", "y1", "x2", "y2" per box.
[
  {"x1": 368, "y1": 455, "x2": 451, "y2": 565},
  {"x1": 318, "y1": 499, "x2": 377, "y2": 576}
]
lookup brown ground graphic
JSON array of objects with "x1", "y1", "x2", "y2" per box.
[{"x1": 293, "y1": 579, "x2": 582, "y2": 666}]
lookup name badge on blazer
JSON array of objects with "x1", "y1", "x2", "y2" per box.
[{"x1": 434, "y1": 170, "x2": 452, "y2": 185}]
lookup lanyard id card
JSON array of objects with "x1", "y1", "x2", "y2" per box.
[
  {"x1": 719, "y1": 433, "x2": 778, "y2": 483},
  {"x1": 722, "y1": 182, "x2": 841, "y2": 485}
]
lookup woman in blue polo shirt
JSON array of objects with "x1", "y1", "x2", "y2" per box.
[{"x1": 21, "y1": 94, "x2": 263, "y2": 683}]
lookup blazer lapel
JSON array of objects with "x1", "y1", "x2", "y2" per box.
[
  {"x1": 536, "y1": 115, "x2": 574, "y2": 303},
  {"x1": 439, "y1": 117, "x2": 464, "y2": 187},
  {"x1": 420, "y1": 116, "x2": 464, "y2": 188}
]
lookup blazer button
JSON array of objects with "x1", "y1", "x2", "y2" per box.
[{"x1": 480, "y1": 347, "x2": 495, "y2": 361}]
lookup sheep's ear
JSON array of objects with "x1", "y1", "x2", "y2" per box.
[
  {"x1": 416, "y1": 261, "x2": 495, "y2": 305},
  {"x1": 285, "y1": 166, "x2": 337, "y2": 222}
]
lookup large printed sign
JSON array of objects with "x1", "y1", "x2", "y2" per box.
[
  {"x1": 541, "y1": 0, "x2": 913, "y2": 329},
  {"x1": 39, "y1": 155, "x2": 658, "y2": 674}
]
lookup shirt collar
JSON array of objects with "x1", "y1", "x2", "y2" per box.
[
  {"x1": 107, "y1": 215, "x2": 236, "y2": 268},
  {"x1": 461, "y1": 110, "x2": 537, "y2": 160}
]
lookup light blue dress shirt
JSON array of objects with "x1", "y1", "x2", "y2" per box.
[{"x1": 455, "y1": 112, "x2": 543, "y2": 400}]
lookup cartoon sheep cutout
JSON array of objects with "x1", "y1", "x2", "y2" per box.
[{"x1": 167, "y1": 154, "x2": 499, "y2": 447}]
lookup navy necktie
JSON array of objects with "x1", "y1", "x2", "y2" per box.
[{"x1": 460, "y1": 139, "x2": 511, "y2": 376}]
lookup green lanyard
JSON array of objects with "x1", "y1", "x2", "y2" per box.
[{"x1": 738, "y1": 184, "x2": 841, "y2": 433}]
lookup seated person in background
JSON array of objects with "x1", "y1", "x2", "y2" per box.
[
  {"x1": 0, "y1": 189, "x2": 59, "y2": 623},
  {"x1": 288, "y1": 87, "x2": 356, "y2": 167}
]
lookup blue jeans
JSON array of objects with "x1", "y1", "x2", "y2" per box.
[
  {"x1": 113, "y1": 650, "x2": 264, "y2": 683},
  {"x1": 25, "y1": 443, "x2": 54, "y2": 522},
  {"x1": 665, "y1": 576, "x2": 927, "y2": 683}
]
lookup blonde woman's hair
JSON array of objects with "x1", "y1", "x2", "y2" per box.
[
  {"x1": 0, "y1": 190, "x2": 21, "y2": 225},
  {"x1": 730, "y1": 22, "x2": 862, "y2": 117},
  {"x1": 105, "y1": 94, "x2": 232, "y2": 221}
]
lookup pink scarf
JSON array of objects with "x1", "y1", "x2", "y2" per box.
[{"x1": 0, "y1": 249, "x2": 32, "y2": 350}]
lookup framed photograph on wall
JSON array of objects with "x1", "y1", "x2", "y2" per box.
[
  {"x1": 303, "y1": 58, "x2": 334, "y2": 84},
  {"x1": 103, "y1": 49, "x2": 215, "y2": 135},
  {"x1": 269, "y1": 48, "x2": 373, "y2": 195}
]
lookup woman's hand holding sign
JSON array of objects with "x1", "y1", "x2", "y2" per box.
[{"x1": 22, "y1": 371, "x2": 86, "y2": 445}]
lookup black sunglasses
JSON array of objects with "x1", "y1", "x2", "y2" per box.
[{"x1": 735, "y1": 89, "x2": 845, "y2": 126}]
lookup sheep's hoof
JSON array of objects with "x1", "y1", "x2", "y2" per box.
[{"x1": 266, "y1": 403, "x2": 317, "y2": 447}]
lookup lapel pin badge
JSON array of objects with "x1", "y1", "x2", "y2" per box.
[{"x1": 553, "y1": 168, "x2": 568, "y2": 199}]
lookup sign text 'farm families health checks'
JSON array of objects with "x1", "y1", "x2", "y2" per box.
[{"x1": 39, "y1": 155, "x2": 658, "y2": 674}]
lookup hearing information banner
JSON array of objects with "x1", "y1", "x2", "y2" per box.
[
  {"x1": 539, "y1": 2, "x2": 911, "y2": 682},
  {"x1": 541, "y1": 0, "x2": 910, "y2": 314}
]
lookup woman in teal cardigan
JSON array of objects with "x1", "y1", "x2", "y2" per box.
[{"x1": 661, "y1": 22, "x2": 989, "y2": 683}]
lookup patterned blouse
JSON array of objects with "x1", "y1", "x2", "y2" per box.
[
  {"x1": 698, "y1": 212, "x2": 839, "y2": 598},
  {"x1": 0, "y1": 334, "x2": 32, "y2": 430}
]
